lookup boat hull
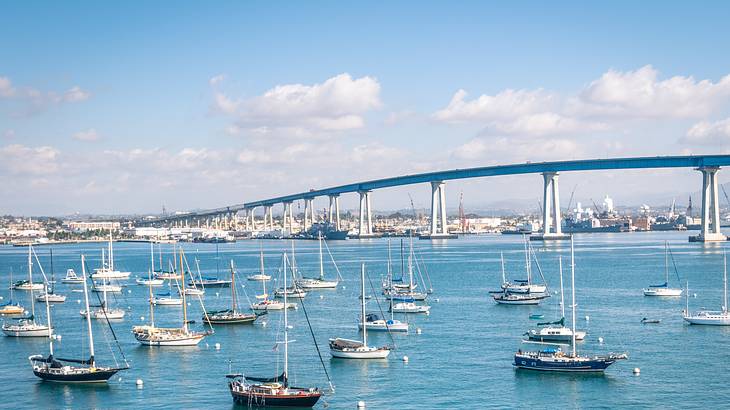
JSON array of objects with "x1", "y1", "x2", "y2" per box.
[
  {"x1": 330, "y1": 348, "x2": 390, "y2": 359},
  {"x1": 643, "y1": 288, "x2": 683, "y2": 296},
  {"x1": 230, "y1": 389, "x2": 321, "y2": 407},
  {"x1": 135, "y1": 334, "x2": 206, "y2": 346},
  {"x1": 358, "y1": 322, "x2": 409, "y2": 332},
  {"x1": 2, "y1": 325, "x2": 53, "y2": 337},
  {"x1": 513, "y1": 355, "x2": 616, "y2": 372},
  {"x1": 683, "y1": 316, "x2": 730, "y2": 325},
  {"x1": 33, "y1": 368, "x2": 120, "y2": 383}
]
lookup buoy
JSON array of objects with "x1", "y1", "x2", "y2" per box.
[
  {"x1": 402, "y1": 355, "x2": 409, "y2": 363},
  {"x1": 128, "y1": 290, "x2": 132, "y2": 294},
  {"x1": 435, "y1": 298, "x2": 440, "y2": 303},
  {"x1": 216, "y1": 292, "x2": 220, "y2": 297},
  {"x1": 425, "y1": 311, "x2": 430, "y2": 316},
  {"x1": 342, "y1": 286, "x2": 346, "y2": 290},
  {"x1": 416, "y1": 328, "x2": 422, "y2": 334},
  {"x1": 140, "y1": 316, "x2": 145, "y2": 321},
  {"x1": 136, "y1": 379, "x2": 144, "y2": 387},
  {"x1": 693, "y1": 293, "x2": 697, "y2": 298},
  {"x1": 261, "y1": 321, "x2": 267, "y2": 327},
  {"x1": 585, "y1": 315, "x2": 590, "y2": 321},
  {"x1": 215, "y1": 343, "x2": 221, "y2": 350},
  {"x1": 118, "y1": 377, "x2": 122, "y2": 382},
  {"x1": 633, "y1": 367, "x2": 640, "y2": 375},
  {"x1": 77, "y1": 300, "x2": 81, "y2": 304},
  {"x1": 598, "y1": 337, "x2": 604, "y2": 344},
  {"x1": 357, "y1": 400, "x2": 366, "y2": 409},
  {"x1": 320, "y1": 295, "x2": 324, "y2": 299}
]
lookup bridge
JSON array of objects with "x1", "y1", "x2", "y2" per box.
[{"x1": 141, "y1": 155, "x2": 730, "y2": 242}]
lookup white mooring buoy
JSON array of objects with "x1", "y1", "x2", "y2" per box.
[
  {"x1": 136, "y1": 379, "x2": 144, "y2": 387},
  {"x1": 598, "y1": 337, "x2": 604, "y2": 344},
  {"x1": 357, "y1": 400, "x2": 366, "y2": 409},
  {"x1": 402, "y1": 355, "x2": 409, "y2": 363},
  {"x1": 633, "y1": 367, "x2": 640, "y2": 375},
  {"x1": 416, "y1": 328, "x2": 422, "y2": 334},
  {"x1": 215, "y1": 343, "x2": 221, "y2": 350},
  {"x1": 585, "y1": 315, "x2": 590, "y2": 321}
]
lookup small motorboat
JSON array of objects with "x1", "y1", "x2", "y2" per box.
[
  {"x1": 640, "y1": 317, "x2": 661, "y2": 324},
  {"x1": 274, "y1": 286, "x2": 307, "y2": 299},
  {"x1": 529, "y1": 314, "x2": 545, "y2": 320},
  {"x1": 152, "y1": 294, "x2": 183, "y2": 306},
  {"x1": 493, "y1": 292, "x2": 550, "y2": 305},
  {"x1": 36, "y1": 293, "x2": 67, "y2": 303},
  {"x1": 358, "y1": 313, "x2": 409, "y2": 332},
  {"x1": 390, "y1": 301, "x2": 430, "y2": 314},
  {"x1": 62, "y1": 269, "x2": 84, "y2": 284},
  {"x1": 246, "y1": 274, "x2": 271, "y2": 281},
  {"x1": 11, "y1": 280, "x2": 45, "y2": 291},
  {"x1": 136, "y1": 277, "x2": 165, "y2": 287}
]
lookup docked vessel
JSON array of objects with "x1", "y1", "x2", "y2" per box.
[
  {"x1": 514, "y1": 238, "x2": 627, "y2": 373},
  {"x1": 683, "y1": 253, "x2": 730, "y2": 325},
  {"x1": 296, "y1": 234, "x2": 339, "y2": 289},
  {"x1": 203, "y1": 261, "x2": 261, "y2": 325},
  {"x1": 61, "y1": 269, "x2": 84, "y2": 284},
  {"x1": 330, "y1": 264, "x2": 391, "y2": 359},
  {"x1": 1, "y1": 268, "x2": 25, "y2": 316},
  {"x1": 3, "y1": 245, "x2": 53, "y2": 337},
  {"x1": 90, "y1": 233, "x2": 131, "y2": 280},
  {"x1": 493, "y1": 292, "x2": 550, "y2": 305},
  {"x1": 499, "y1": 240, "x2": 548, "y2": 294},
  {"x1": 29, "y1": 254, "x2": 129, "y2": 383},
  {"x1": 35, "y1": 249, "x2": 66, "y2": 303},
  {"x1": 643, "y1": 241, "x2": 683, "y2": 297}
]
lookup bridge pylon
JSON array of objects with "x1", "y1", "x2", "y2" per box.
[
  {"x1": 532, "y1": 171, "x2": 570, "y2": 241},
  {"x1": 690, "y1": 166, "x2": 726, "y2": 242}
]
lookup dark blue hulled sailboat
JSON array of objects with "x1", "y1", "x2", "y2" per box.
[{"x1": 513, "y1": 238, "x2": 627, "y2": 373}]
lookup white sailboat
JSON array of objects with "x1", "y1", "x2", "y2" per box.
[
  {"x1": 36, "y1": 249, "x2": 66, "y2": 303},
  {"x1": 247, "y1": 249, "x2": 271, "y2": 281},
  {"x1": 384, "y1": 236, "x2": 427, "y2": 301},
  {"x1": 526, "y1": 257, "x2": 586, "y2": 342},
  {"x1": 252, "y1": 253, "x2": 296, "y2": 311},
  {"x1": 296, "y1": 234, "x2": 339, "y2": 289},
  {"x1": 132, "y1": 249, "x2": 212, "y2": 346},
  {"x1": 501, "y1": 239, "x2": 547, "y2": 294},
  {"x1": 274, "y1": 248, "x2": 307, "y2": 299},
  {"x1": 91, "y1": 232, "x2": 131, "y2": 280},
  {"x1": 0, "y1": 268, "x2": 25, "y2": 316},
  {"x1": 361, "y1": 242, "x2": 409, "y2": 333},
  {"x1": 330, "y1": 264, "x2": 391, "y2": 359},
  {"x1": 81, "y1": 261, "x2": 126, "y2": 320},
  {"x1": 2, "y1": 245, "x2": 53, "y2": 337},
  {"x1": 643, "y1": 241, "x2": 683, "y2": 297},
  {"x1": 683, "y1": 252, "x2": 730, "y2": 325}
]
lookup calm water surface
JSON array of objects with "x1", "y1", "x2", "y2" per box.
[{"x1": 1, "y1": 232, "x2": 729, "y2": 409}]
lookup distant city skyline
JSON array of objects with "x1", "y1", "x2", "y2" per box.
[{"x1": 2, "y1": 2, "x2": 729, "y2": 215}]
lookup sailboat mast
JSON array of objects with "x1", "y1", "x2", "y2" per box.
[
  {"x1": 150, "y1": 241, "x2": 155, "y2": 273},
  {"x1": 28, "y1": 245, "x2": 36, "y2": 319},
  {"x1": 500, "y1": 252, "x2": 506, "y2": 284},
  {"x1": 260, "y1": 248, "x2": 265, "y2": 276},
  {"x1": 49, "y1": 248, "x2": 55, "y2": 293},
  {"x1": 524, "y1": 236, "x2": 531, "y2": 284},
  {"x1": 230, "y1": 260, "x2": 237, "y2": 313},
  {"x1": 318, "y1": 232, "x2": 324, "y2": 280},
  {"x1": 109, "y1": 231, "x2": 114, "y2": 271},
  {"x1": 283, "y1": 252, "x2": 289, "y2": 384},
  {"x1": 559, "y1": 256, "x2": 565, "y2": 319},
  {"x1": 408, "y1": 236, "x2": 414, "y2": 290},
  {"x1": 148, "y1": 268, "x2": 155, "y2": 327},
  {"x1": 570, "y1": 238, "x2": 577, "y2": 356},
  {"x1": 81, "y1": 255, "x2": 95, "y2": 366},
  {"x1": 361, "y1": 264, "x2": 367, "y2": 347},
  {"x1": 42, "y1": 250, "x2": 53, "y2": 354},
  {"x1": 665, "y1": 241, "x2": 669, "y2": 285},
  {"x1": 180, "y1": 250, "x2": 188, "y2": 333},
  {"x1": 722, "y1": 251, "x2": 727, "y2": 313}
]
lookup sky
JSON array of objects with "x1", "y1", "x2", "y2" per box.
[{"x1": 1, "y1": 1, "x2": 729, "y2": 216}]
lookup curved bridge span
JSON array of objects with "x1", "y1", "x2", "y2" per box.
[{"x1": 146, "y1": 155, "x2": 730, "y2": 242}]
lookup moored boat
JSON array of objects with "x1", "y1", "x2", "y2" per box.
[
  {"x1": 684, "y1": 253, "x2": 730, "y2": 325},
  {"x1": 643, "y1": 241, "x2": 683, "y2": 297}
]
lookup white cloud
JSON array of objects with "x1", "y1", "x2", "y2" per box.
[
  {"x1": 577, "y1": 65, "x2": 730, "y2": 118},
  {"x1": 209, "y1": 74, "x2": 226, "y2": 86},
  {"x1": 433, "y1": 88, "x2": 554, "y2": 123},
  {"x1": 0, "y1": 144, "x2": 59, "y2": 175},
  {"x1": 213, "y1": 73, "x2": 381, "y2": 136},
  {"x1": 350, "y1": 143, "x2": 405, "y2": 163},
  {"x1": 682, "y1": 118, "x2": 730, "y2": 145},
  {"x1": 450, "y1": 136, "x2": 583, "y2": 162},
  {"x1": 0, "y1": 77, "x2": 16, "y2": 97},
  {"x1": 3, "y1": 129, "x2": 15, "y2": 138},
  {"x1": 73, "y1": 128, "x2": 100, "y2": 141},
  {"x1": 62, "y1": 86, "x2": 91, "y2": 102}
]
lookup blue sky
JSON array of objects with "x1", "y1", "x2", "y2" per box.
[{"x1": 1, "y1": 2, "x2": 728, "y2": 215}]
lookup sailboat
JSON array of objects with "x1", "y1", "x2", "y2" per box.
[
  {"x1": 132, "y1": 249, "x2": 213, "y2": 346},
  {"x1": 2, "y1": 245, "x2": 53, "y2": 337},
  {"x1": 227, "y1": 252, "x2": 323, "y2": 407},
  {"x1": 501, "y1": 239, "x2": 548, "y2": 294},
  {"x1": 188, "y1": 242, "x2": 231, "y2": 288},
  {"x1": 91, "y1": 232, "x2": 131, "y2": 280},
  {"x1": 683, "y1": 252, "x2": 730, "y2": 325},
  {"x1": 204, "y1": 261, "x2": 261, "y2": 325},
  {"x1": 384, "y1": 236, "x2": 427, "y2": 301},
  {"x1": 330, "y1": 264, "x2": 391, "y2": 359},
  {"x1": 643, "y1": 241, "x2": 683, "y2": 297},
  {"x1": 1, "y1": 268, "x2": 25, "y2": 316},
  {"x1": 526, "y1": 257, "x2": 586, "y2": 342},
  {"x1": 514, "y1": 238, "x2": 627, "y2": 372},
  {"x1": 29, "y1": 254, "x2": 129, "y2": 382},
  {"x1": 180, "y1": 258, "x2": 206, "y2": 296},
  {"x1": 36, "y1": 249, "x2": 66, "y2": 303},
  {"x1": 247, "y1": 247, "x2": 272, "y2": 281},
  {"x1": 62, "y1": 269, "x2": 84, "y2": 284},
  {"x1": 253, "y1": 252, "x2": 297, "y2": 311},
  {"x1": 361, "y1": 242, "x2": 409, "y2": 333},
  {"x1": 81, "y1": 270, "x2": 125, "y2": 320},
  {"x1": 137, "y1": 244, "x2": 165, "y2": 286},
  {"x1": 152, "y1": 275, "x2": 183, "y2": 306},
  {"x1": 296, "y1": 233, "x2": 339, "y2": 289},
  {"x1": 275, "y1": 246, "x2": 307, "y2": 299}
]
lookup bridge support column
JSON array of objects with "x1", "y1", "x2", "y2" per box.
[
  {"x1": 356, "y1": 190, "x2": 375, "y2": 238},
  {"x1": 328, "y1": 195, "x2": 341, "y2": 230},
  {"x1": 690, "y1": 166, "x2": 726, "y2": 242},
  {"x1": 282, "y1": 202, "x2": 293, "y2": 236},
  {"x1": 303, "y1": 199, "x2": 316, "y2": 232},
  {"x1": 532, "y1": 172, "x2": 570, "y2": 241},
  {"x1": 424, "y1": 181, "x2": 456, "y2": 239}
]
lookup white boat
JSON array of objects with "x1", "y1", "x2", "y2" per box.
[
  {"x1": 274, "y1": 286, "x2": 307, "y2": 299},
  {"x1": 684, "y1": 253, "x2": 730, "y2": 325},
  {"x1": 90, "y1": 233, "x2": 131, "y2": 280},
  {"x1": 181, "y1": 287, "x2": 205, "y2": 296},
  {"x1": 153, "y1": 295, "x2": 183, "y2": 306},
  {"x1": 251, "y1": 298, "x2": 296, "y2": 311},
  {"x1": 247, "y1": 274, "x2": 271, "y2": 281},
  {"x1": 132, "y1": 247, "x2": 212, "y2": 346},
  {"x1": 85, "y1": 271, "x2": 125, "y2": 319},
  {"x1": 383, "y1": 237, "x2": 428, "y2": 301},
  {"x1": 390, "y1": 301, "x2": 430, "y2": 313},
  {"x1": 330, "y1": 264, "x2": 391, "y2": 359},
  {"x1": 500, "y1": 241, "x2": 549, "y2": 294},
  {"x1": 2, "y1": 245, "x2": 53, "y2": 337},
  {"x1": 136, "y1": 277, "x2": 164, "y2": 287},
  {"x1": 643, "y1": 241, "x2": 683, "y2": 297},
  {"x1": 359, "y1": 314, "x2": 409, "y2": 332},
  {"x1": 36, "y1": 293, "x2": 67, "y2": 303},
  {"x1": 62, "y1": 269, "x2": 84, "y2": 284},
  {"x1": 527, "y1": 257, "x2": 586, "y2": 343},
  {"x1": 493, "y1": 292, "x2": 549, "y2": 305},
  {"x1": 295, "y1": 234, "x2": 340, "y2": 289},
  {"x1": 11, "y1": 281, "x2": 44, "y2": 291},
  {"x1": 92, "y1": 283, "x2": 122, "y2": 293}
]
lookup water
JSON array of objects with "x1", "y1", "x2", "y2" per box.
[{"x1": 1, "y1": 232, "x2": 728, "y2": 409}]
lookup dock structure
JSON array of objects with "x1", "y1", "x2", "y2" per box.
[{"x1": 138, "y1": 155, "x2": 730, "y2": 243}]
